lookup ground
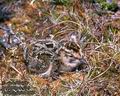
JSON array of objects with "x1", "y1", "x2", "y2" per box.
[{"x1": 0, "y1": 0, "x2": 120, "y2": 96}]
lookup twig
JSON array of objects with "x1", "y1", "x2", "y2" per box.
[{"x1": 10, "y1": 64, "x2": 22, "y2": 76}]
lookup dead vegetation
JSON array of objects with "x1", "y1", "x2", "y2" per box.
[{"x1": 0, "y1": 0, "x2": 120, "y2": 95}]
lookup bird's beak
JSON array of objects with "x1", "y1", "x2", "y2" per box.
[{"x1": 79, "y1": 58, "x2": 87, "y2": 65}]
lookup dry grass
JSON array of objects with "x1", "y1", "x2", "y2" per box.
[{"x1": 0, "y1": 0, "x2": 120, "y2": 96}]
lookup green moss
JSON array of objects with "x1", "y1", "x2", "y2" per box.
[
  {"x1": 94, "y1": 0, "x2": 119, "y2": 12},
  {"x1": 101, "y1": 2, "x2": 118, "y2": 11}
]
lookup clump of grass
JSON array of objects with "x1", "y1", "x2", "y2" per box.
[{"x1": 51, "y1": 0, "x2": 72, "y2": 6}]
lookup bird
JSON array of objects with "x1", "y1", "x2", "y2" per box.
[{"x1": 58, "y1": 44, "x2": 87, "y2": 73}]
